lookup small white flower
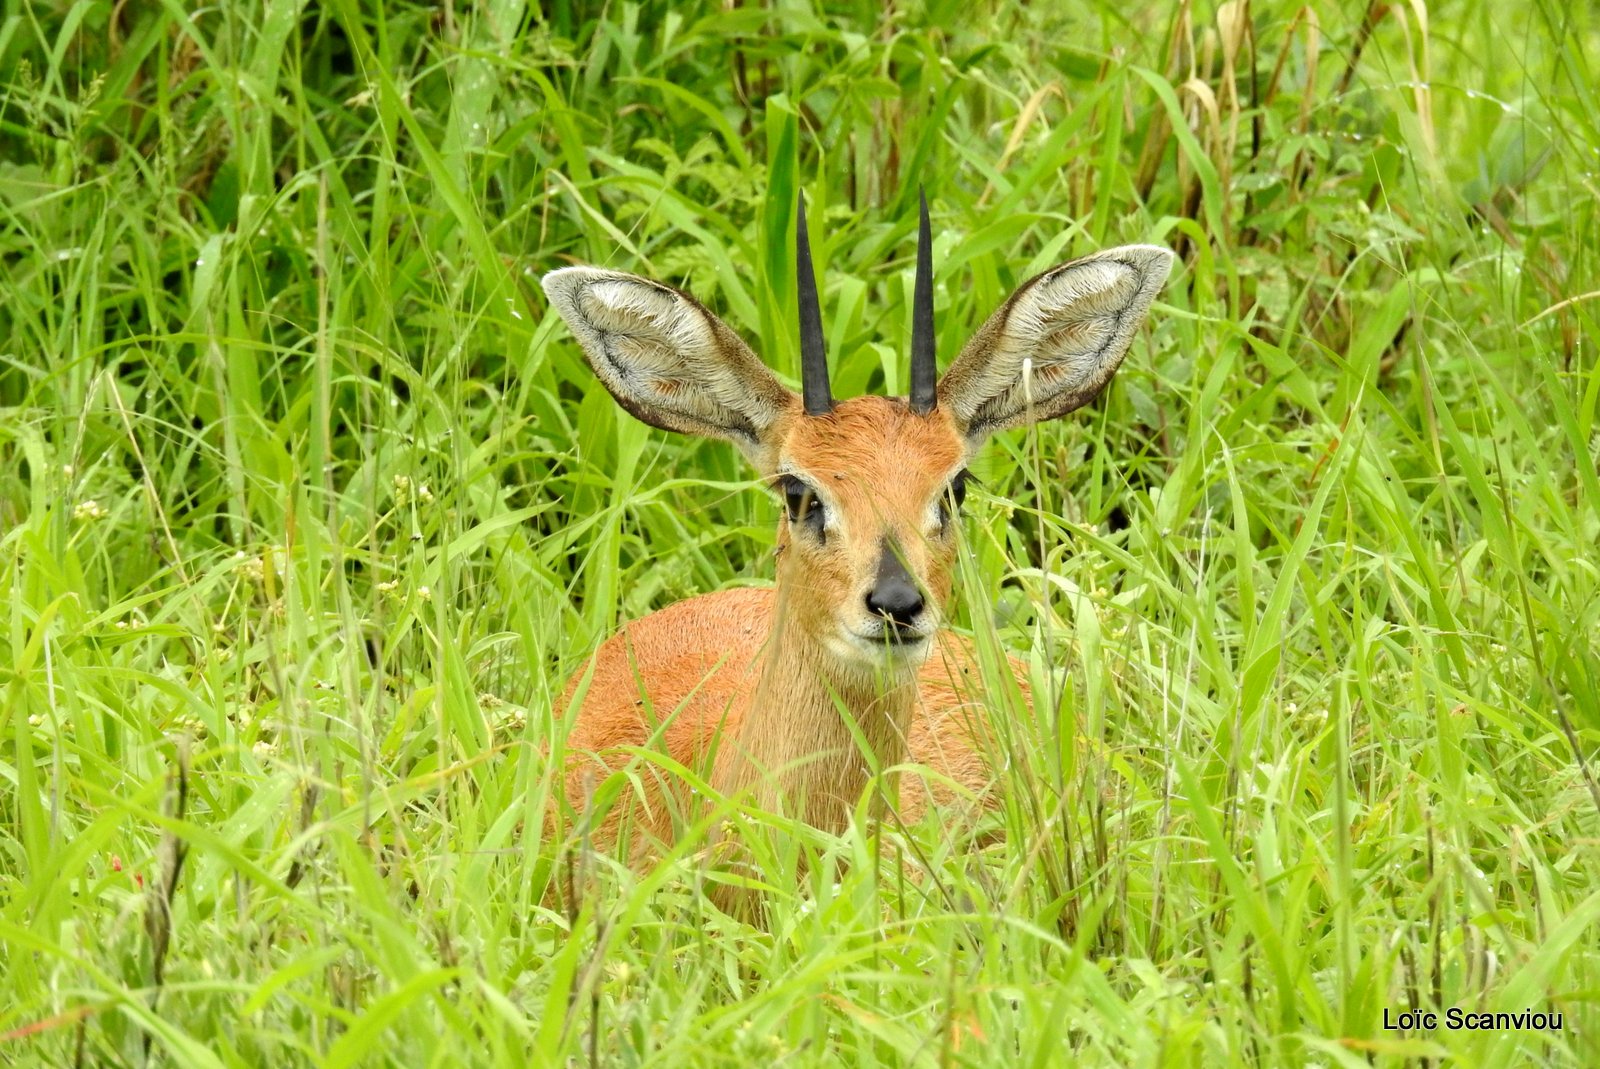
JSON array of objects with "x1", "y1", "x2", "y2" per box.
[
  {"x1": 234, "y1": 549, "x2": 272, "y2": 583},
  {"x1": 73, "y1": 499, "x2": 107, "y2": 521},
  {"x1": 416, "y1": 585, "x2": 432, "y2": 602}
]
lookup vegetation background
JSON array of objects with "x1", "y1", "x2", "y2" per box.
[{"x1": 2, "y1": 0, "x2": 1597, "y2": 1064}]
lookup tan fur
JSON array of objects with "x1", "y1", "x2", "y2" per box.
[
  {"x1": 556, "y1": 589, "x2": 1018, "y2": 860},
  {"x1": 542, "y1": 244, "x2": 1173, "y2": 867},
  {"x1": 554, "y1": 397, "x2": 1021, "y2": 860}
]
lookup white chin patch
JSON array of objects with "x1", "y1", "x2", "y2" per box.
[{"x1": 827, "y1": 629, "x2": 933, "y2": 669}]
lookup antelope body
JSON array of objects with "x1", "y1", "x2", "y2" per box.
[{"x1": 544, "y1": 196, "x2": 1172, "y2": 860}]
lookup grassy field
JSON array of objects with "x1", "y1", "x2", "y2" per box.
[{"x1": 2, "y1": 0, "x2": 1598, "y2": 1064}]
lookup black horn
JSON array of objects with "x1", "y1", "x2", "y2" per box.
[
  {"x1": 909, "y1": 187, "x2": 937, "y2": 415},
  {"x1": 796, "y1": 193, "x2": 833, "y2": 416}
]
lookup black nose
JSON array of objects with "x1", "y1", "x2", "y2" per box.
[
  {"x1": 866, "y1": 542, "x2": 925, "y2": 627},
  {"x1": 866, "y1": 579, "x2": 924, "y2": 625}
]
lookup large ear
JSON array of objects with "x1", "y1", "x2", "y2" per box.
[
  {"x1": 542, "y1": 267, "x2": 798, "y2": 468},
  {"x1": 937, "y1": 245, "x2": 1174, "y2": 447}
]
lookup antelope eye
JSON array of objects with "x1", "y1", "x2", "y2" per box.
[
  {"x1": 778, "y1": 474, "x2": 827, "y2": 540},
  {"x1": 938, "y1": 469, "x2": 972, "y2": 532},
  {"x1": 950, "y1": 469, "x2": 970, "y2": 509}
]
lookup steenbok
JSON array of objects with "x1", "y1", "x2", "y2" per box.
[{"x1": 543, "y1": 194, "x2": 1172, "y2": 862}]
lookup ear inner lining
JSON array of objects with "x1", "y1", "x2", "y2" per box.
[
  {"x1": 542, "y1": 266, "x2": 796, "y2": 460},
  {"x1": 937, "y1": 246, "x2": 1174, "y2": 444}
]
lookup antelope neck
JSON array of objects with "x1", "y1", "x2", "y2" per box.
[{"x1": 714, "y1": 606, "x2": 919, "y2": 832}]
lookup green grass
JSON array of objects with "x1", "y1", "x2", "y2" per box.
[{"x1": 2, "y1": 0, "x2": 1599, "y2": 1064}]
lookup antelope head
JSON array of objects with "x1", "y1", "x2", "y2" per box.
[{"x1": 543, "y1": 195, "x2": 1173, "y2": 673}]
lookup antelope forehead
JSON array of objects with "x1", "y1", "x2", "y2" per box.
[
  {"x1": 778, "y1": 454, "x2": 959, "y2": 519},
  {"x1": 785, "y1": 398, "x2": 964, "y2": 460},
  {"x1": 776, "y1": 396, "x2": 967, "y2": 515}
]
